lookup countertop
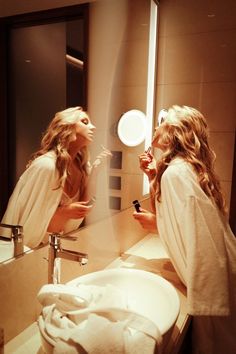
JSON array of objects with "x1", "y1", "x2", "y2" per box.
[{"x1": 4, "y1": 234, "x2": 191, "y2": 354}]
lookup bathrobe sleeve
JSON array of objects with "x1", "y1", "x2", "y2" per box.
[
  {"x1": 157, "y1": 161, "x2": 233, "y2": 316},
  {"x1": 1, "y1": 155, "x2": 63, "y2": 248}
]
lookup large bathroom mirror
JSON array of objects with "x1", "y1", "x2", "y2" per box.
[
  {"x1": 0, "y1": 0, "x2": 158, "y2": 262},
  {"x1": 0, "y1": 4, "x2": 88, "y2": 208}
]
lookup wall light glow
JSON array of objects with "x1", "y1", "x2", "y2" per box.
[{"x1": 143, "y1": 0, "x2": 158, "y2": 195}]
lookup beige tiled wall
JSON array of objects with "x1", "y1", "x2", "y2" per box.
[{"x1": 155, "y1": 0, "x2": 236, "y2": 212}]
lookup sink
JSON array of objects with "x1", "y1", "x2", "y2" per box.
[
  {"x1": 38, "y1": 268, "x2": 180, "y2": 353},
  {"x1": 69, "y1": 268, "x2": 180, "y2": 336}
]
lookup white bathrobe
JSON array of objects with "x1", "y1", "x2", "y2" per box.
[
  {"x1": 156, "y1": 158, "x2": 236, "y2": 354},
  {"x1": 1, "y1": 152, "x2": 63, "y2": 248}
]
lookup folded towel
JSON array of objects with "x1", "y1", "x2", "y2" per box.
[
  {"x1": 38, "y1": 283, "x2": 128, "y2": 313},
  {"x1": 38, "y1": 283, "x2": 162, "y2": 354}
]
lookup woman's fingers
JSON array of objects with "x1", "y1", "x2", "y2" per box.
[
  {"x1": 133, "y1": 210, "x2": 157, "y2": 230},
  {"x1": 93, "y1": 149, "x2": 112, "y2": 168},
  {"x1": 64, "y1": 202, "x2": 93, "y2": 218}
]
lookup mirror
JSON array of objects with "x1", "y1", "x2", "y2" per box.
[
  {"x1": 0, "y1": 0, "x2": 158, "y2": 262},
  {"x1": 0, "y1": 4, "x2": 88, "y2": 262},
  {"x1": 6, "y1": 7, "x2": 88, "y2": 191}
]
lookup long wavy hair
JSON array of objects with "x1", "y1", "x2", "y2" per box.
[
  {"x1": 27, "y1": 106, "x2": 90, "y2": 192},
  {"x1": 152, "y1": 105, "x2": 227, "y2": 215}
]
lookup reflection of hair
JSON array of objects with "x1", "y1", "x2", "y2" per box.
[
  {"x1": 27, "y1": 107, "x2": 89, "y2": 192},
  {"x1": 152, "y1": 105, "x2": 227, "y2": 215}
]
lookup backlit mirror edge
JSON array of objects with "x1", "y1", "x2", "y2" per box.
[{"x1": 143, "y1": 0, "x2": 158, "y2": 195}]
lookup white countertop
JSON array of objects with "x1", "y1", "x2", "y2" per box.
[{"x1": 4, "y1": 234, "x2": 190, "y2": 354}]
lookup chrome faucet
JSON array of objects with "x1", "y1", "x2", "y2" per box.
[
  {"x1": 0, "y1": 223, "x2": 24, "y2": 258},
  {"x1": 48, "y1": 232, "x2": 88, "y2": 284}
]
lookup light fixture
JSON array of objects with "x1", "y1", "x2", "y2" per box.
[
  {"x1": 117, "y1": 109, "x2": 147, "y2": 147},
  {"x1": 66, "y1": 54, "x2": 84, "y2": 69},
  {"x1": 143, "y1": 0, "x2": 158, "y2": 195}
]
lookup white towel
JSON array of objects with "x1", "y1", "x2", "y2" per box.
[
  {"x1": 37, "y1": 283, "x2": 162, "y2": 353},
  {"x1": 38, "y1": 283, "x2": 128, "y2": 312}
]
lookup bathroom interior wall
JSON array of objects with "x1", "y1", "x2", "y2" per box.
[
  {"x1": 1, "y1": 0, "x2": 235, "y2": 345},
  {"x1": 155, "y1": 0, "x2": 236, "y2": 215}
]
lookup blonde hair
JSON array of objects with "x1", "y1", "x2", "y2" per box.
[
  {"x1": 152, "y1": 105, "x2": 227, "y2": 215},
  {"x1": 27, "y1": 107, "x2": 90, "y2": 192}
]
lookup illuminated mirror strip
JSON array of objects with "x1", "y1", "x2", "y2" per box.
[{"x1": 143, "y1": 0, "x2": 158, "y2": 195}]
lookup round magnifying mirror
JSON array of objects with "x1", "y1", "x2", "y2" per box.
[{"x1": 117, "y1": 109, "x2": 147, "y2": 147}]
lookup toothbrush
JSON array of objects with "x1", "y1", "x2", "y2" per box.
[
  {"x1": 100, "y1": 144, "x2": 113, "y2": 156},
  {"x1": 145, "y1": 146, "x2": 152, "y2": 154},
  {"x1": 100, "y1": 144, "x2": 111, "y2": 152},
  {"x1": 145, "y1": 146, "x2": 152, "y2": 163}
]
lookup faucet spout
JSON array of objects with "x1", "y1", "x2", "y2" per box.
[
  {"x1": 58, "y1": 248, "x2": 88, "y2": 265},
  {"x1": 48, "y1": 232, "x2": 88, "y2": 284}
]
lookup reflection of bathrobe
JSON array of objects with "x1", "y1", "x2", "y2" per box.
[
  {"x1": 156, "y1": 157, "x2": 236, "y2": 354},
  {"x1": 1, "y1": 152, "x2": 63, "y2": 248}
]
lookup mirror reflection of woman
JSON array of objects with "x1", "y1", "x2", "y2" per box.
[
  {"x1": 133, "y1": 105, "x2": 236, "y2": 354},
  {"x1": 1, "y1": 107, "x2": 112, "y2": 248}
]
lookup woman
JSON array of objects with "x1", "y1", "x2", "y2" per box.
[
  {"x1": 133, "y1": 105, "x2": 236, "y2": 354},
  {"x1": 1, "y1": 106, "x2": 112, "y2": 248}
]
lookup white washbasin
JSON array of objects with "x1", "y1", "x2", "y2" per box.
[
  {"x1": 69, "y1": 268, "x2": 180, "y2": 335},
  {"x1": 39, "y1": 268, "x2": 180, "y2": 353}
]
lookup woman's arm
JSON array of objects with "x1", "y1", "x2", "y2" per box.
[{"x1": 47, "y1": 201, "x2": 93, "y2": 233}]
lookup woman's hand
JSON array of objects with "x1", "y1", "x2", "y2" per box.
[
  {"x1": 139, "y1": 149, "x2": 156, "y2": 181},
  {"x1": 58, "y1": 201, "x2": 93, "y2": 219},
  {"x1": 92, "y1": 146, "x2": 112, "y2": 170},
  {"x1": 47, "y1": 201, "x2": 93, "y2": 233},
  {"x1": 84, "y1": 146, "x2": 112, "y2": 201},
  {"x1": 133, "y1": 208, "x2": 158, "y2": 232}
]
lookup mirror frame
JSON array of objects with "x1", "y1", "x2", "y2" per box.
[{"x1": 0, "y1": 4, "x2": 89, "y2": 219}]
